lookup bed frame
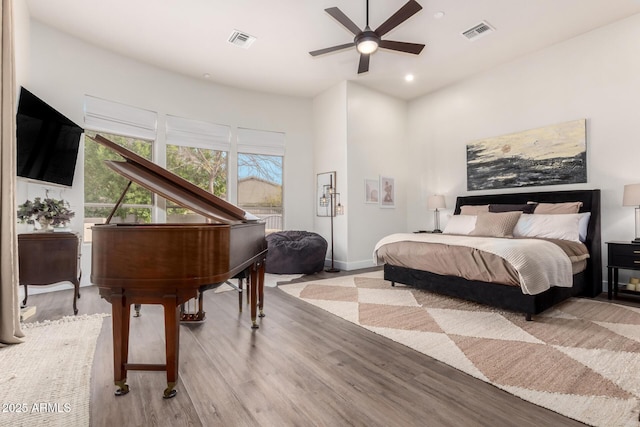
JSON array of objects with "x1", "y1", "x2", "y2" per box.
[{"x1": 384, "y1": 189, "x2": 602, "y2": 320}]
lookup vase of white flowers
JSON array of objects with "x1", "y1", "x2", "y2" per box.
[{"x1": 17, "y1": 197, "x2": 75, "y2": 231}]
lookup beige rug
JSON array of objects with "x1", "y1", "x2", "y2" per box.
[
  {"x1": 0, "y1": 314, "x2": 108, "y2": 426},
  {"x1": 280, "y1": 271, "x2": 640, "y2": 427}
]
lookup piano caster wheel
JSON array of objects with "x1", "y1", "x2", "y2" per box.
[
  {"x1": 114, "y1": 381, "x2": 130, "y2": 396},
  {"x1": 163, "y1": 383, "x2": 177, "y2": 399},
  {"x1": 251, "y1": 321, "x2": 259, "y2": 329},
  {"x1": 259, "y1": 310, "x2": 265, "y2": 318}
]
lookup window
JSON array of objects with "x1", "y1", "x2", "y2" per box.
[
  {"x1": 83, "y1": 131, "x2": 154, "y2": 242},
  {"x1": 164, "y1": 115, "x2": 231, "y2": 222},
  {"x1": 165, "y1": 145, "x2": 228, "y2": 221},
  {"x1": 237, "y1": 128, "x2": 284, "y2": 232}
]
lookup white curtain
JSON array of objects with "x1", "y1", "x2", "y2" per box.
[{"x1": 0, "y1": 0, "x2": 24, "y2": 345}]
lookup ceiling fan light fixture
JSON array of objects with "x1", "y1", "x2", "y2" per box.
[
  {"x1": 357, "y1": 38, "x2": 379, "y2": 54},
  {"x1": 355, "y1": 27, "x2": 379, "y2": 54}
]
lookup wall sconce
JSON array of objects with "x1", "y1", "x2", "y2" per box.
[
  {"x1": 623, "y1": 183, "x2": 640, "y2": 243},
  {"x1": 427, "y1": 195, "x2": 446, "y2": 233},
  {"x1": 319, "y1": 172, "x2": 344, "y2": 272}
]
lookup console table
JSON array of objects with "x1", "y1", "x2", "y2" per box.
[{"x1": 18, "y1": 232, "x2": 81, "y2": 314}]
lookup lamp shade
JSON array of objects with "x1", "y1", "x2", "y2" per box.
[
  {"x1": 427, "y1": 195, "x2": 446, "y2": 210},
  {"x1": 623, "y1": 184, "x2": 640, "y2": 206}
]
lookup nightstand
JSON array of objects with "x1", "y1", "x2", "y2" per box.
[{"x1": 606, "y1": 241, "x2": 640, "y2": 300}]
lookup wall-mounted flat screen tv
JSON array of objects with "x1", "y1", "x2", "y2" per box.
[{"x1": 16, "y1": 87, "x2": 84, "y2": 187}]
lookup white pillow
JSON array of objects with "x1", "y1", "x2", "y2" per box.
[
  {"x1": 443, "y1": 215, "x2": 477, "y2": 235},
  {"x1": 578, "y1": 212, "x2": 591, "y2": 242},
  {"x1": 513, "y1": 213, "x2": 582, "y2": 242}
]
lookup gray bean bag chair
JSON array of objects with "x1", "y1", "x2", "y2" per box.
[{"x1": 266, "y1": 231, "x2": 327, "y2": 274}]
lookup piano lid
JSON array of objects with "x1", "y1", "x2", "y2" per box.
[{"x1": 89, "y1": 134, "x2": 252, "y2": 224}]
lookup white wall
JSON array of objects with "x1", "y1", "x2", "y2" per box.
[
  {"x1": 346, "y1": 82, "x2": 408, "y2": 269},
  {"x1": 13, "y1": 0, "x2": 29, "y2": 90},
  {"x1": 407, "y1": 13, "x2": 640, "y2": 286},
  {"x1": 312, "y1": 82, "x2": 409, "y2": 271},
  {"x1": 23, "y1": 21, "x2": 315, "y2": 288}
]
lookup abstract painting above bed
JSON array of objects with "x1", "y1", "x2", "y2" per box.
[{"x1": 466, "y1": 119, "x2": 587, "y2": 190}]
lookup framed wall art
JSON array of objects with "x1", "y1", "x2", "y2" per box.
[
  {"x1": 364, "y1": 178, "x2": 379, "y2": 204},
  {"x1": 466, "y1": 119, "x2": 587, "y2": 191},
  {"x1": 380, "y1": 176, "x2": 395, "y2": 208}
]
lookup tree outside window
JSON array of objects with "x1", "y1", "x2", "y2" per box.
[
  {"x1": 83, "y1": 131, "x2": 153, "y2": 241},
  {"x1": 165, "y1": 144, "x2": 228, "y2": 222}
]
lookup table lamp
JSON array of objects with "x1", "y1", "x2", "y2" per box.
[{"x1": 427, "y1": 195, "x2": 446, "y2": 233}]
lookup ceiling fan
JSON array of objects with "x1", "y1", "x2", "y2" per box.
[{"x1": 309, "y1": 0, "x2": 425, "y2": 74}]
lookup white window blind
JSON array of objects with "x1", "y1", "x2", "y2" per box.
[
  {"x1": 237, "y1": 128, "x2": 285, "y2": 156},
  {"x1": 165, "y1": 115, "x2": 231, "y2": 151},
  {"x1": 84, "y1": 95, "x2": 157, "y2": 140}
]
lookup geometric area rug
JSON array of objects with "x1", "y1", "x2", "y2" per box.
[
  {"x1": 279, "y1": 271, "x2": 640, "y2": 427},
  {"x1": 0, "y1": 313, "x2": 108, "y2": 427}
]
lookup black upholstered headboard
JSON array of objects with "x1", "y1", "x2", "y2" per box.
[{"x1": 453, "y1": 189, "x2": 602, "y2": 298}]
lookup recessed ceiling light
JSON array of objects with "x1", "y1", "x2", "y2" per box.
[
  {"x1": 405, "y1": 74, "x2": 415, "y2": 82},
  {"x1": 203, "y1": 73, "x2": 210, "y2": 79},
  {"x1": 434, "y1": 11, "x2": 445, "y2": 19}
]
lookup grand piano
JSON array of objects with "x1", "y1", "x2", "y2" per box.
[{"x1": 89, "y1": 134, "x2": 267, "y2": 399}]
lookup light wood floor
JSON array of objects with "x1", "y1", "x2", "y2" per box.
[{"x1": 22, "y1": 271, "x2": 600, "y2": 427}]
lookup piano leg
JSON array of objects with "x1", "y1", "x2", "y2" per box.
[
  {"x1": 238, "y1": 277, "x2": 244, "y2": 313},
  {"x1": 112, "y1": 293, "x2": 131, "y2": 396},
  {"x1": 258, "y1": 260, "x2": 266, "y2": 318},
  {"x1": 250, "y1": 265, "x2": 259, "y2": 329},
  {"x1": 162, "y1": 296, "x2": 179, "y2": 399}
]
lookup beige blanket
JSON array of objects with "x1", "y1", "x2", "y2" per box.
[{"x1": 373, "y1": 233, "x2": 583, "y2": 295}]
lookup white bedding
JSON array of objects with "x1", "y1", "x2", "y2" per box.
[{"x1": 373, "y1": 233, "x2": 573, "y2": 295}]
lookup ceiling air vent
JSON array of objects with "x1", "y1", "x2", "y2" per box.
[
  {"x1": 461, "y1": 21, "x2": 495, "y2": 41},
  {"x1": 228, "y1": 30, "x2": 256, "y2": 49}
]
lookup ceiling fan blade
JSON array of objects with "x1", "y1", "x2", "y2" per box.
[
  {"x1": 325, "y1": 7, "x2": 362, "y2": 36},
  {"x1": 309, "y1": 42, "x2": 356, "y2": 56},
  {"x1": 357, "y1": 54, "x2": 370, "y2": 74},
  {"x1": 379, "y1": 40, "x2": 425, "y2": 55},
  {"x1": 375, "y1": 0, "x2": 423, "y2": 37}
]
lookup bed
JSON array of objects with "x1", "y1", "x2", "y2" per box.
[{"x1": 376, "y1": 189, "x2": 602, "y2": 320}]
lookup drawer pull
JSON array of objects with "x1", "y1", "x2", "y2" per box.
[
  {"x1": 635, "y1": 261, "x2": 640, "y2": 264},
  {"x1": 634, "y1": 251, "x2": 640, "y2": 254}
]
